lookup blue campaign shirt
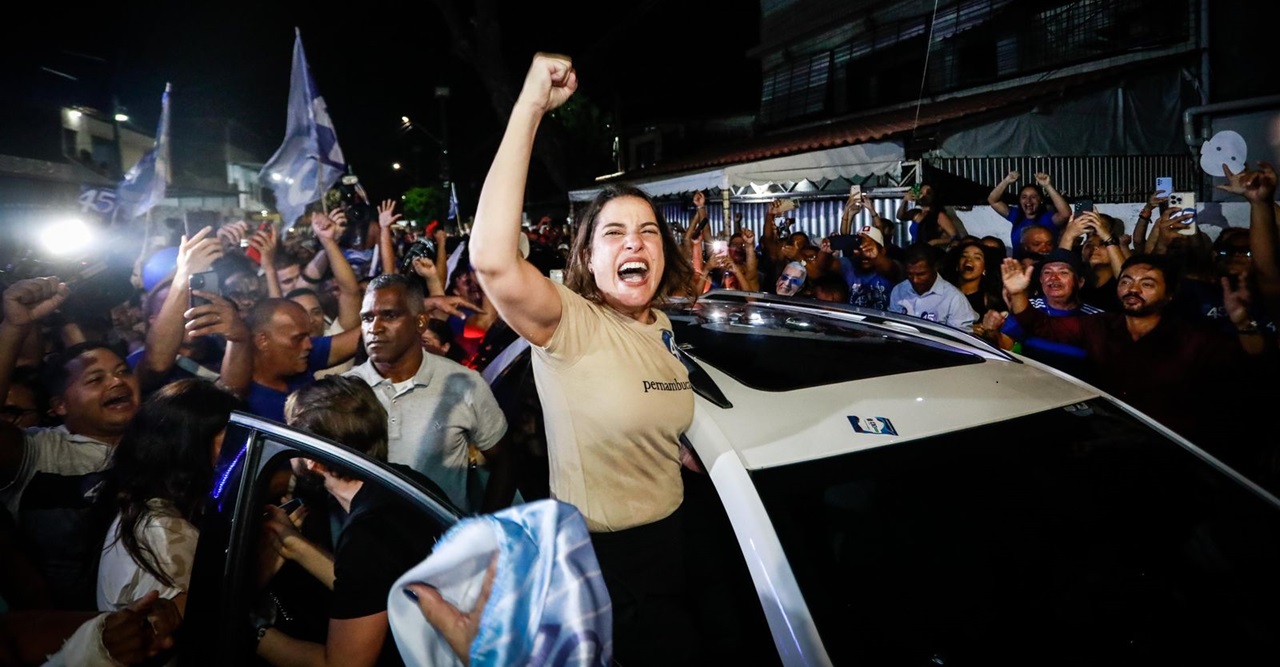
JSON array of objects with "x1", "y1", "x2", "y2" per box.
[
  {"x1": 1001, "y1": 298, "x2": 1102, "y2": 376},
  {"x1": 840, "y1": 257, "x2": 895, "y2": 311},
  {"x1": 245, "y1": 335, "x2": 333, "y2": 423},
  {"x1": 1005, "y1": 208, "x2": 1060, "y2": 247}
]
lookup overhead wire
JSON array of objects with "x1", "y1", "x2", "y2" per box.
[{"x1": 911, "y1": 0, "x2": 944, "y2": 138}]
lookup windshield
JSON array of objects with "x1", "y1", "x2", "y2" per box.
[
  {"x1": 751, "y1": 398, "x2": 1280, "y2": 664},
  {"x1": 667, "y1": 299, "x2": 984, "y2": 391}
]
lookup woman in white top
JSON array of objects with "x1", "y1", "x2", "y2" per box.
[
  {"x1": 468, "y1": 53, "x2": 701, "y2": 666},
  {"x1": 98, "y1": 378, "x2": 242, "y2": 621}
]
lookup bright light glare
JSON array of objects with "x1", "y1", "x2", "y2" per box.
[
  {"x1": 401, "y1": 116, "x2": 411, "y2": 124},
  {"x1": 392, "y1": 162, "x2": 401, "y2": 170},
  {"x1": 114, "y1": 113, "x2": 129, "y2": 122},
  {"x1": 42, "y1": 219, "x2": 94, "y2": 256}
]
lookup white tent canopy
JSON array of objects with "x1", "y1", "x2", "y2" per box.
[{"x1": 568, "y1": 141, "x2": 904, "y2": 202}]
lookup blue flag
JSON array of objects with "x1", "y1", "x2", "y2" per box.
[
  {"x1": 259, "y1": 28, "x2": 346, "y2": 232},
  {"x1": 447, "y1": 182, "x2": 459, "y2": 222},
  {"x1": 114, "y1": 83, "x2": 171, "y2": 224}
]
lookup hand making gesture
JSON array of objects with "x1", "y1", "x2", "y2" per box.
[
  {"x1": 377, "y1": 199, "x2": 402, "y2": 230},
  {"x1": 2, "y1": 276, "x2": 69, "y2": 329}
]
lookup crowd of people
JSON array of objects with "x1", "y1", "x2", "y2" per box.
[
  {"x1": 684, "y1": 164, "x2": 1280, "y2": 493},
  {"x1": 2, "y1": 48, "x2": 1279, "y2": 665}
]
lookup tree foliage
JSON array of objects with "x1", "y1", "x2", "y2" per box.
[{"x1": 401, "y1": 185, "x2": 448, "y2": 225}]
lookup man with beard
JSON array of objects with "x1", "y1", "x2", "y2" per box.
[
  {"x1": 0, "y1": 277, "x2": 143, "y2": 609},
  {"x1": 1001, "y1": 253, "x2": 1274, "y2": 445},
  {"x1": 344, "y1": 274, "x2": 512, "y2": 515}
]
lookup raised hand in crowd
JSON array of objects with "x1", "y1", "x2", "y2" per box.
[
  {"x1": 737, "y1": 228, "x2": 761, "y2": 291},
  {"x1": 183, "y1": 291, "x2": 252, "y2": 397},
  {"x1": 986, "y1": 171, "x2": 1020, "y2": 215},
  {"x1": 2, "y1": 275, "x2": 69, "y2": 329},
  {"x1": 0, "y1": 276, "x2": 69, "y2": 403},
  {"x1": 1148, "y1": 205, "x2": 1195, "y2": 254},
  {"x1": 1077, "y1": 210, "x2": 1129, "y2": 268},
  {"x1": 433, "y1": 225, "x2": 448, "y2": 253},
  {"x1": 842, "y1": 190, "x2": 867, "y2": 235},
  {"x1": 305, "y1": 208, "x2": 363, "y2": 331},
  {"x1": 762, "y1": 198, "x2": 791, "y2": 264},
  {"x1": 377, "y1": 199, "x2": 402, "y2": 275},
  {"x1": 1227, "y1": 162, "x2": 1280, "y2": 322},
  {"x1": 377, "y1": 198, "x2": 402, "y2": 231},
  {"x1": 423, "y1": 294, "x2": 483, "y2": 321},
  {"x1": 683, "y1": 191, "x2": 709, "y2": 264},
  {"x1": 1035, "y1": 172, "x2": 1072, "y2": 226},
  {"x1": 249, "y1": 223, "x2": 282, "y2": 297},
  {"x1": 412, "y1": 256, "x2": 445, "y2": 296},
  {"x1": 217, "y1": 220, "x2": 251, "y2": 254},
  {"x1": 1132, "y1": 190, "x2": 1168, "y2": 252},
  {"x1": 1000, "y1": 256, "x2": 1034, "y2": 300},
  {"x1": 138, "y1": 226, "x2": 222, "y2": 394},
  {"x1": 1217, "y1": 163, "x2": 1250, "y2": 198}
]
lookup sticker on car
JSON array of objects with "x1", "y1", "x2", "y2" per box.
[{"x1": 848, "y1": 415, "x2": 897, "y2": 435}]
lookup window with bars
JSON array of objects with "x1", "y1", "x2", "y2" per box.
[
  {"x1": 760, "y1": 52, "x2": 832, "y2": 125},
  {"x1": 761, "y1": 0, "x2": 1193, "y2": 125}
]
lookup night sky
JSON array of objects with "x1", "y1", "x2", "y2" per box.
[{"x1": 4, "y1": 0, "x2": 760, "y2": 202}]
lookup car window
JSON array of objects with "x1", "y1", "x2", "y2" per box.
[
  {"x1": 184, "y1": 422, "x2": 456, "y2": 665},
  {"x1": 751, "y1": 399, "x2": 1280, "y2": 664},
  {"x1": 667, "y1": 301, "x2": 984, "y2": 392}
]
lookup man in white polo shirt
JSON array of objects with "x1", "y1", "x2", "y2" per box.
[{"x1": 345, "y1": 274, "x2": 513, "y2": 514}]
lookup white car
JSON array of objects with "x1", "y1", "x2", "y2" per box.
[
  {"x1": 183, "y1": 291, "x2": 1280, "y2": 666},
  {"x1": 487, "y1": 290, "x2": 1280, "y2": 665}
]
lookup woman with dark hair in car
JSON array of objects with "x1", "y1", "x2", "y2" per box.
[
  {"x1": 467, "y1": 53, "x2": 700, "y2": 666},
  {"x1": 98, "y1": 378, "x2": 243, "y2": 618}
]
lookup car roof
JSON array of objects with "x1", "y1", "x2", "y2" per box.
[{"x1": 666, "y1": 291, "x2": 1100, "y2": 470}]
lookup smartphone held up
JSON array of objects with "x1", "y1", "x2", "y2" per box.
[
  {"x1": 244, "y1": 221, "x2": 273, "y2": 264},
  {"x1": 1167, "y1": 191, "x2": 1198, "y2": 236},
  {"x1": 188, "y1": 270, "x2": 219, "y2": 309}
]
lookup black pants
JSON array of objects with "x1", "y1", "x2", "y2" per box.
[{"x1": 590, "y1": 507, "x2": 695, "y2": 667}]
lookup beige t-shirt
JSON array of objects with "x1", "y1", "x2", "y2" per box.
[{"x1": 533, "y1": 283, "x2": 694, "y2": 532}]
